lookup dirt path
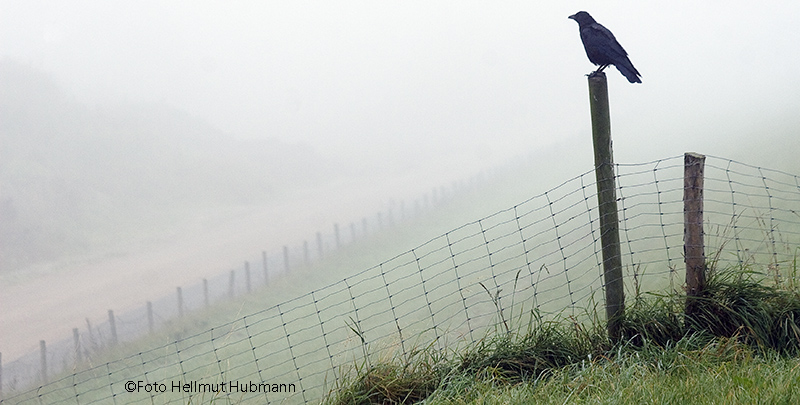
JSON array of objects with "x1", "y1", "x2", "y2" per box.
[{"x1": 0, "y1": 169, "x2": 457, "y2": 364}]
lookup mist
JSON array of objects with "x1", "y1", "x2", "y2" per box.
[{"x1": 2, "y1": 1, "x2": 800, "y2": 365}]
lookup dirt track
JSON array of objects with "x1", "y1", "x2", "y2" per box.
[{"x1": 0, "y1": 170, "x2": 453, "y2": 364}]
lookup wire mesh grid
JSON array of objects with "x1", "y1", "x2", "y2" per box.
[{"x1": 4, "y1": 155, "x2": 800, "y2": 404}]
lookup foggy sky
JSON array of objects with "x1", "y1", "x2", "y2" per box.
[{"x1": 4, "y1": 1, "x2": 799, "y2": 172}]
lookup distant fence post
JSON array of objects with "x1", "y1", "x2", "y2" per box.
[
  {"x1": 85, "y1": 318, "x2": 95, "y2": 350},
  {"x1": 176, "y1": 287, "x2": 184, "y2": 318},
  {"x1": 245, "y1": 261, "x2": 251, "y2": 293},
  {"x1": 147, "y1": 301, "x2": 155, "y2": 332},
  {"x1": 73, "y1": 328, "x2": 82, "y2": 363},
  {"x1": 283, "y1": 245, "x2": 290, "y2": 273},
  {"x1": 229, "y1": 270, "x2": 236, "y2": 298},
  {"x1": 108, "y1": 310, "x2": 118, "y2": 346},
  {"x1": 316, "y1": 232, "x2": 324, "y2": 259},
  {"x1": 588, "y1": 71, "x2": 624, "y2": 342},
  {"x1": 39, "y1": 340, "x2": 47, "y2": 384},
  {"x1": 203, "y1": 279, "x2": 210, "y2": 307},
  {"x1": 684, "y1": 152, "x2": 707, "y2": 317},
  {"x1": 262, "y1": 251, "x2": 269, "y2": 285}
]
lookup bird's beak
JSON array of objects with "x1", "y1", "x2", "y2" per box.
[{"x1": 568, "y1": 14, "x2": 576, "y2": 20}]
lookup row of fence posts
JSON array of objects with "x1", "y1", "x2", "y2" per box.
[
  {"x1": 588, "y1": 72, "x2": 707, "y2": 342},
  {"x1": 0, "y1": 78, "x2": 712, "y2": 394},
  {"x1": 0, "y1": 175, "x2": 500, "y2": 395},
  {"x1": 13, "y1": 152, "x2": 710, "y2": 393}
]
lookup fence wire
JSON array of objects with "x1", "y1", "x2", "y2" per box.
[{"x1": 4, "y1": 155, "x2": 800, "y2": 404}]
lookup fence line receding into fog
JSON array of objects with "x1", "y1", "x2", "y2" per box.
[{"x1": 3, "y1": 154, "x2": 800, "y2": 404}]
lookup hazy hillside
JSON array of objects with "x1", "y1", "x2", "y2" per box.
[{"x1": 0, "y1": 59, "x2": 338, "y2": 272}]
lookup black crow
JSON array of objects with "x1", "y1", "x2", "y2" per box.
[{"x1": 569, "y1": 11, "x2": 641, "y2": 83}]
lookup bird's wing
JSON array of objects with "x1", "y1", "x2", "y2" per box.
[{"x1": 581, "y1": 23, "x2": 630, "y2": 63}]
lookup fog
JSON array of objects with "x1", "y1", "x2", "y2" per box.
[{"x1": 2, "y1": 1, "x2": 800, "y2": 364}]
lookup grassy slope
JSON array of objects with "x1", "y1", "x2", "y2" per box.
[
  {"x1": 327, "y1": 267, "x2": 800, "y2": 404},
  {"x1": 6, "y1": 115, "x2": 800, "y2": 403},
  {"x1": 425, "y1": 343, "x2": 800, "y2": 404}
]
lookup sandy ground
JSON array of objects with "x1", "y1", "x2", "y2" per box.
[{"x1": 0, "y1": 167, "x2": 465, "y2": 364}]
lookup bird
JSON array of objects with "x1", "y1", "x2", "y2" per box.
[{"x1": 568, "y1": 11, "x2": 641, "y2": 84}]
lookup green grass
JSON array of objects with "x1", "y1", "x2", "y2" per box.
[
  {"x1": 325, "y1": 263, "x2": 800, "y2": 404},
  {"x1": 423, "y1": 339, "x2": 800, "y2": 404}
]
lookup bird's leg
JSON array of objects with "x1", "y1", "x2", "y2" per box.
[{"x1": 587, "y1": 64, "x2": 609, "y2": 78}]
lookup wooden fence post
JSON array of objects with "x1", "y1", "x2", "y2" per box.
[
  {"x1": 245, "y1": 261, "x2": 251, "y2": 293},
  {"x1": 283, "y1": 245, "x2": 290, "y2": 273},
  {"x1": 203, "y1": 279, "x2": 210, "y2": 307},
  {"x1": 147, "y1": 301, "x2": 155, "y2": 333},
  {"x1": 73, "y1": 328, "x2": 82, "y2": 363},
  {"x1": 229, "y1": 270, "x2": 236, "y2": 298},
  {"x1": 85, "y1": 318, "x2": 95, "y2": 350},
  {"x1": 176, "y1": 287, "x2": 184, "y2": 318},
  {"x1": 262, "y1": 251, "x2": 269, "y2": 285},
  {"x1": 316, "y1": 232, "x2": 324, "y2": 259},
  {"x1": 588, "y1": 71, "x2": 624, "y2": 342},
  {"x1": 684, "y1": 152, "x2": 707, "y2": 317},
  {"x1": 108, "y1": 310, "x2": 118, "y2": 346},
  {"x1": 39, "y1": 340, "x2": 47, "y2": 384}
]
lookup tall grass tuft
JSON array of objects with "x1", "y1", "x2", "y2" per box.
[
  {"x1": 326, "y1": 344, "x2": 451, "y2": 405},
  {"x1": 457, "y1": 315, "x2": 608, "y2": 383},
  {"x1": 686, "y1": 267, "x2": 800, "y2": 354}
]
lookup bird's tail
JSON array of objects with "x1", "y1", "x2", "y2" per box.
[{"x1": 616, "y1": 58, "x2": 642, "y2": 84}]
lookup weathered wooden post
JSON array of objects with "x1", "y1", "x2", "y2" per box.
[
  {"x1": 588, "y1": 71, "x2": 624, "y2": 342},
  {"x1": 684, "y1": 152, "x2": 706, "y2": 317}
]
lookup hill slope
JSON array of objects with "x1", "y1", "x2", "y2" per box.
[{"x1": 0, "y1": 59, "x2": 336, "y2": 271}]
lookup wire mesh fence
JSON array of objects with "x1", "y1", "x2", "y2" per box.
[{"x1": 3, "y1": 154, "x2": 800, "y2": 404}]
